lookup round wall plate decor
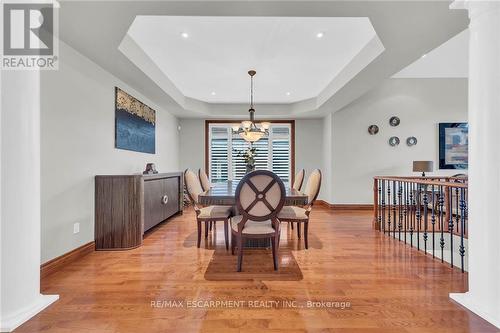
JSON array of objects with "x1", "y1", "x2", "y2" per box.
[
  {"x1": 406, "y1": 136, "x2": 418, "y2": 146},
  {"x1": 389, "y1": 116, "x2": 400, "y2": 127},
  {"x1": 389, "y1": 136, "x2": 400, "y2": 146},
  {"x1": 368, "y1": 125, "x2": 379, "y2": 135}
]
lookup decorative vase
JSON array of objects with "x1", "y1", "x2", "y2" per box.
[{"x1": 245, "y1": 164, "x2": 255, "y2": 174}]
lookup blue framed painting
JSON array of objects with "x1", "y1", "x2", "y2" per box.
[
  {"x1": 439, "y1": 122, "x2": 468, "y2": 169},
  {"x1": 115, "y1": 87, "x2": 155, "y2": 154}
]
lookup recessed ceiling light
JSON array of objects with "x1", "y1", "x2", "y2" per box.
[
  {"x1": 286, "y1": 92, "x2": 291, "y2": 96},
  {"x1": 421, "y1": 53, "x2": 427, "y2": 58},
  {"x1": 316, "y1": 32, "x2": 324, "y2": 39},
  {"x1": 211, "y1": 92, "x2": 216, "y2": 96},
  {"x1": 181, "y1": 32, "x2": 189, "y2": 39}
]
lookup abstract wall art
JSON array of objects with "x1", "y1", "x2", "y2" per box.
[
  {"x1": 439, "y1": 122, "x2": 468, "y2": 169},
  {"x1": 115, "y1": 87, "x2": 156, "y2": 154}
]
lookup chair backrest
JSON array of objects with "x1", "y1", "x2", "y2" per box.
[
  {"x1": 303, "y1": 169, "x2": 322, "y2": 205},
  {"x1": 184, "y1": 169, "x2": 204, "y2": 205},
  {"x1": 235, "y1": 170, "x2": 285, "y2": 222},
  {"x1": 292, "y1": 169, "x2": 305, "y2": 191},
  {"x1": 198, "y1": 169, "x2": 211, "y2": 192}
]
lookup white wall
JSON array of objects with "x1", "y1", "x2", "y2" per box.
[
  {"x1": 179, "y1": 118, "x2": 205, "y2": 172},
  {"x1": 40, "y1": 41, "x2": 180, "y2": 263},
  {"x1": 320, "y1": 113, "x2": 333, "y2": 202},
  {"x1": 295, "y1": 119, "x2": 323, "y2": 182},
  {"x1": 330, "y1": 78, "x2": 468, "y2": 204},
  {"x1": 178, "y1": 118, "x2": 323, "y2": 183}
]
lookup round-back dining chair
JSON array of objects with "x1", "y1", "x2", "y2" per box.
[
  {"x1": 278, "y1": 169, "x2": 322, "y2": 249},
  {"x1": 184, "y1": 169, "x2": 231, "y2": 249},
  {"x1": 198, "y1": 168, "x2": 211, "y2": 192},
  {"x1": 292, "y1": 169, "x2": 305, "y2": 191},
  {"x1": 232, "y1": 170, "x2": 285, "y2": 271}
]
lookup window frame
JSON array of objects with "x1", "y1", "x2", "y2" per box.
[{"x1": 205, "y1": 120, "x2": 295, "y2": 184}]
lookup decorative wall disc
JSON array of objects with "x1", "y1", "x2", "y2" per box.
[
  {"x1": 406, "y1": 136, "x2": 418, "y2": 146},
  {"x1": 368, "y1": 125, "x2": 379, "y2": 135},
  {"x1": 389, "y1": 136, "x2": 400, "y2": 146},
  {"x1": 389, "y1": 116, "x2": 400, "y2": 127}
]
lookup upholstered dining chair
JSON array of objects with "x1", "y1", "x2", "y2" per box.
[
  {"x1": 184, "y1": 169, "x2": 231, "y2": 250},
  {"x1": 292, "y1": 169, "x2": 305, "y2": 191},
  {"x1": 278, "y1": 169, "x2": 322, "y2": 249},
  {"x1": 198, "y1": 168, "x2": 211, "y2": 192},
  {"x1": 231, "y1": 170, "x2": 286, "y2": 272}
]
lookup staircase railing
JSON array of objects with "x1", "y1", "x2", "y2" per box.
[{"x1": 373, "y1": 176, "x2": 468, "y2": 272}]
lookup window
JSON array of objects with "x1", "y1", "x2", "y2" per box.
[{"x1": 207, "y1": 121, "x2": 294, "y2": 183}]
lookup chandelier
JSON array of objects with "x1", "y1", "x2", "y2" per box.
[{"x1": 231, "y1": 70, "x2": 270, "y2": 142}]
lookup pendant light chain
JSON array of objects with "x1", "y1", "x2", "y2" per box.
[
  {"x1": 231, "y1": 69, "x2": 269, "y2": 142},
  {"x1": 250, "y1": 73, "x2": 254, "y2": 109}
]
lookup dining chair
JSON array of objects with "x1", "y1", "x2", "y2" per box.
[
  {"x1": 292, "y1": 169, "x2": 305, "y2": 191},
  {"x1": 198, "y1": 168, "x2": 211, "y2": 192},
  {"x1": 231, "y1": 170, "x2": 286, "y2": 272},
  {"x1": 184, "y1": 169, "x2": 231, "y2": 250},
  {"x1": 278, "y1": 169, "x2": 322, "y2": 249}
]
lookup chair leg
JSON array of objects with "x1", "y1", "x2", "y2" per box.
[
  {"x1": 224, "y1": 220, "x2": 229, "y2": 251},
  {"x1": 290, "y1": 222, "x2": 294, "y2": 230},
  {"x1": 205, "y1": 221, "x2": 209, "y2": 239},
  {"x1": 197, "y1": 220, "x2": 201, "y2": 248},
  {"x1": 271, "y1": 237, "x2": 278, "y2": 271},
  {"x1": 231, "y1": 233, "x2": 235, "y2": 255},
  {"x1": 237, "y1": 236, "x2": 244, "y2": 272},
  {"x1": 297, "y1": 222, "x2": 301, "y2": 239},
  {"x1": 304, "y1": 222, "x2": 309, "y2": 249}
]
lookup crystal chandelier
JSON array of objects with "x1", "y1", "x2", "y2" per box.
[{"x1": 231, "y1": 70, "x2": 270, "y2": 142}]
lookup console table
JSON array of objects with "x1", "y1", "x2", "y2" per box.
[{"x1": 95, "y1": 172, "x2": 183, "y2": 250}]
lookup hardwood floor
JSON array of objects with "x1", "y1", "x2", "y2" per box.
[{"x1": 17, "y1": 207, "x2": 498, "y2": 333}]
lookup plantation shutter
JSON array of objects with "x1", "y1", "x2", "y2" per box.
[
  {"x1": 208, "y1": 123, "x2": 292, "y2": 183},
  {"x1": 271, "y1": 126, "x2": 290, "y2": 182},
  {"x1": 231, "y1": 137, "x2": 248, "y2": 181},
  {"x1": 210, "y1": 127, "x2": 229, "y2": 183}
]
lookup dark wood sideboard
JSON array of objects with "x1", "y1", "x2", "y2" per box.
[{"x1": 95, "y1": 172, "x2": 183, "y2": 250}]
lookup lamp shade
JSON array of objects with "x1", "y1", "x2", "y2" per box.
[{"x1": 413, "y1": 160, "x2": 434, "y2": 173}]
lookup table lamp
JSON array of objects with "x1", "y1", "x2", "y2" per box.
[{"x1": 413, "y1": 161, "x2": 433, "y2": 177}]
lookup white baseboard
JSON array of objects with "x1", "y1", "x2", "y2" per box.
[
  {"x1": 450, "y1": 292, "x2": 500, "y2": 329},
  {"x1": 0, "y1": 294, "x2": 59, "y2": 332}
]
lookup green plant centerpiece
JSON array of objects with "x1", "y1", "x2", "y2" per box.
[{"x1": 236, "y1": 145, "x2": 257, "y2": 174}]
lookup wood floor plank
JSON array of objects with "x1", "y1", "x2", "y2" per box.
[{"x1": 15, "y1": 207, "x2": 499, "y2": 332}]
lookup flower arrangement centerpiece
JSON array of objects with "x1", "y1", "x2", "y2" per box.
[{"x1": 236, "y1": 146, "x2": 257, "y2": 174}]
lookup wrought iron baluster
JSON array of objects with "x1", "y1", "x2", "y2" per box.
[
  {"x1": 416, "y1": 184, "x2": 421, "y2": 251},
  {"x1": 382, "y1": 180, "x2": 386, "y2": 233},
  {"x1": 459, "y1": 187, "x2": 466, "y2": 272},
  {"x1": 439, "y1": 186, "x2": 445, "y2": 263},
  {"x1": 387, "y1": 182, "x2": 391, "y2": 234},
  {"x1": 431, "y1": 184, "x2": 436, "y2": 258},
  {"x1": 398, "y1": 181, "x2": 403, "y2": 241},
  {"x1": 423, "y1": 185, "x2": 428, "y2": 254},
  {"x1": 409, "y1": 182, "x2": 414, "y2": 247},
  {"x1": 392, "y1": 181, "x2": 397, "y2": 238},
  {"x1": 404, "y1": 181, "x2": 408, "y2": 243},
  {"x1": 448, "y1": 186, "x2": 454, "y2": 268}
]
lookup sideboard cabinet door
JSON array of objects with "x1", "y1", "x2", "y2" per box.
[{"x1": 143, "y1": 176, "x2": 180, "y2": 232}]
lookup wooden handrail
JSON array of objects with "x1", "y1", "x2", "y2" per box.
[{"x1": 373, "y1": 176, "x2": 468, "y2": 188}]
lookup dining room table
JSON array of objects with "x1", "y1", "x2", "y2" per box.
[{"x1": 198, "y1": 180, "x2": 308, "y2": 207}]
